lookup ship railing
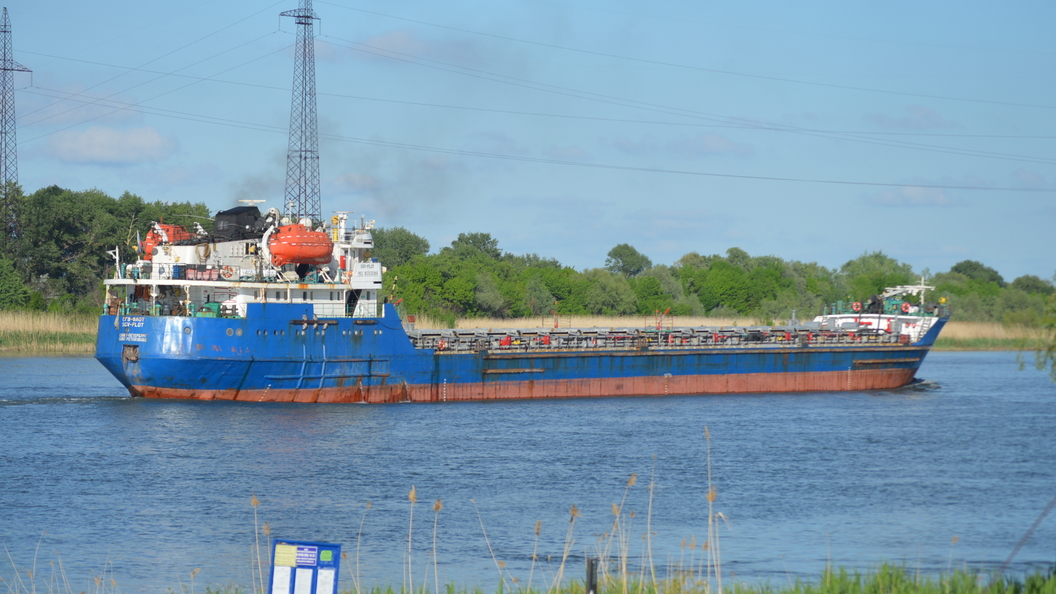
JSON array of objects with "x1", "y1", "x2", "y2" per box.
[
  {"x1": 111, "y1": 300, "x2": 243, "y2": 319},
  {"x1": 408, "y1": 325, "x2": 911, "y2": 352}
]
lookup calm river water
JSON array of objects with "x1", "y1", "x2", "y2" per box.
[{"x1": 1, "y1": 351, "x2": 1054, "y2": 592}]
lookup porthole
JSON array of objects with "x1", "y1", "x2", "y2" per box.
[
  {"x1": 183, "y1": 326, "x2": 191, "y2": 334},
  {"x1": 226, "y1": 328, "x2": 234, "y2": 337},
  {"x1": 236, "y1": 328, "x2": 243, "y2": 337}
]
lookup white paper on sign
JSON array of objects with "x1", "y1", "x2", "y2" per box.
[
  {"x1": 294, "y1": 568, "x2": 313, "y2": 594},
  {"x1": 317, "y1": 568, "x2": 336, "y2": 594},
  {"x1": 271, "y1": 566, "x2": 292, "y2": 594}
]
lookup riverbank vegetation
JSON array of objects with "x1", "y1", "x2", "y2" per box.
[
  {"x1": 0, "y1": 185, "x2": 1053, "y2": 366},
  {"x1": 0, "y1": 310, "x2": 96, "y2": 354},
  {"x1": 0, "y1": 309, "x2": 1047, "y2": 355}
]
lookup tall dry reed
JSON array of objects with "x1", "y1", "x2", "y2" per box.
[
  {"x1": 432, "y1": 499, "x2": 442, "y2": 594},
  {"x1": 0, "y1": 311, "x2": 97, "y2": 354},
  {"x1": 407, "y1": 485, "x2": 417, "y2": 594}
]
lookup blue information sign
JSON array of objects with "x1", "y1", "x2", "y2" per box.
[{"x1": 268, "y1": 539, "x2": 341, "y2": 594}]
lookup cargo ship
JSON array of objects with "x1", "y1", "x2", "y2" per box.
[
  {"x1": 94, "y1": 206, "x2": 948, "y2": 403},
  {"x1": 93, "y1": 0, "x2": 948, "y2": 402}
]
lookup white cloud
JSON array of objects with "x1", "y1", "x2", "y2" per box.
[
  {"x1": 667, "y1": 133, "x2": 754, "y2": 158},
  {"x1": 866, "y1": 185, "x2": 954, "y2": 207},
  {"x1": 1013, "y1": 169, "x2": 1047, "y2": 188},
  {"x1": 357, "y1": 29, "x2": 483, "y2": 67},
  {"x1": 466, "y1": 131, "x2": 529, "y2": 156},
  {"x1": 865, "y1": 105, "x2": 958, "y2": 130},
  {"x1": 612, "y1": 135, "x2": 660, "y2": 155},
  {"x1": 48, "y1": 126, "x2": 177, "y2": 164},
  {"x1": 543, "y1": 145, "x2": 592, "y2": 161},
  {"x1": 613, "y1": 133, "x2": 753, "y2": 158},
  {"x1": 21, "y1": 81, "x2": 143, "y2": 127}
]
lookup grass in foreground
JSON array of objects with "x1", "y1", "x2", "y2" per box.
[
  {"x1": 322, "y1": 568, "x2": 1056, "y2": 594},
  {"x1": 6, "y1": 566, "x2": 1051, "y2": 594}
]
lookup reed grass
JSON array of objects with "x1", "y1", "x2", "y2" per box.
[
  {"x1": 934, "y1": 323, "x2": 1050, "y2": 351},
  {"x1": 0, "y1": 311, "x2": 97, "y2": 354}
]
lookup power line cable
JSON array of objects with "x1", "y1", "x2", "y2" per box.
[
  {"x1": 19, "y1": 1, "x2": 286, "y2": 126},
  {"x1": 320, "y1": 34, "x2": 1056, "y2": 166},
  {"x1": 318, "y1": 1, "x2": 1056, "y2": 111},
  {"x1": 19, "y1": 87, "x2": 1053, "y2": 193}
]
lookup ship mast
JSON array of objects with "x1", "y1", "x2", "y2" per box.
[{"x1": 281, "y1": 0, "x2": 321, "y2": 223}]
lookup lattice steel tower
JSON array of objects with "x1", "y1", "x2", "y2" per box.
[
  {"x1": 281, "y1": 0, "x2": 321, "y2": 222},
  {"x1": 1, "y1": 7, "x2": 29, "y2": 254}
]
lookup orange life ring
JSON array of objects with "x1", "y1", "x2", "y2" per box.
[
  {"x1": 901, "y1": 302, "x2": 911, "y2": 313},
  {"x1": 221, "y1": 265, "x2": 237, "y2": 280},
  {"x1": 852, "y1": 302, "x2": 861, "y2": 312},
  {"x1": 437, "y1": 339, "x2": 447, "y2": 350}
]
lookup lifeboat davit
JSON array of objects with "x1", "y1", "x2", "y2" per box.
[
  {"x1": 268, "y1": 224, "x2": 334, "y2": 266},
  {"x1": 141, "y1": 224, "x2": 198, "y2": 261}
]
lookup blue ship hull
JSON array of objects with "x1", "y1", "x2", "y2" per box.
[{"x1": 96, "y1": 303, "x2": 947, "y2": 403}]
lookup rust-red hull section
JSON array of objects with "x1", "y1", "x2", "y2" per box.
[{"x1": 131, "y1": 367, "x2": 917, "y2": 403}]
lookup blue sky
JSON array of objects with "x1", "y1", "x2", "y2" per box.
[{"x1": 8, "y1": 0, "x2": 1055, "y2": 281}]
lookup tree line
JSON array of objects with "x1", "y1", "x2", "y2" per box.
[
  {"x1": 376, "y1": 228, "x2": 1055, "y2": 328},
  {"x1": 0, "y1": 184, "x2": 211, "y2": 313},
  {"x1": 1, "y1": 185, "x2": 1053, "y2": 332}
]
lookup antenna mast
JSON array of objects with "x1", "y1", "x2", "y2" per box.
[
  {"x1": 280, "y1": 0, "x2": 320, "y2": 223},
  {"x1": 1, "y1": 6, "x2": 29, "y2": 256}
]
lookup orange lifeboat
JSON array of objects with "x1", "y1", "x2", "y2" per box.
[
  {"x1": 141, "y1": 224, "x2": 198, "y2": 260},
  {"x1": 268, "y1": 224, "x2": 334, "y2": 266}
]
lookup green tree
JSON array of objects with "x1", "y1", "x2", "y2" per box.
[
  {"x1": 579, "y1": 269, "x2": 636, "y2": 315},
  {"x1": 445, "y1": 232, "x2": 502, "y2": 260},
  {"x1": 524, "y1": 275, "x2": 556, "y2": 316},
  {"x1": 632, "y1": 275, "x2": 670, "y2": 315},
  {"x1": 950, "y1": 260, "x2": 1006, "y2": 287},
  {"x1": 840, "y1": 251, "x2": 915, "y2": 301},
  {"x1": 475, "y1": 271, "x2": 508, "y2": 317},
  {"x1": 999, "y1": 289, "x2": 1047, "y2": 326},
  {"x1": 371, "y1": 226, "x2": 430, "y2": 268},
  {"x1": 0, "y1": 257, "x2": 29, "y2": 309},
  {"x1": 1, "y1": 181, "x2": 23, "y2": 259},
  {"x1": 1011, "y1": 275, "x2": 1054, "y2": 296},
  {"x1": 442, "y1": 275, "x2": 476, "y2": 314},
  {"x1": 725, "y1": 247, "x2": 751, "y2": 270},
  {"x1": 605, "y1": 244, "x2": 652, "y2": 277}
]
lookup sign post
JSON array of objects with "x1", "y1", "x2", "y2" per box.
[{"x1": 268, "y1": 539, "x2": 341, "y2": 594}]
